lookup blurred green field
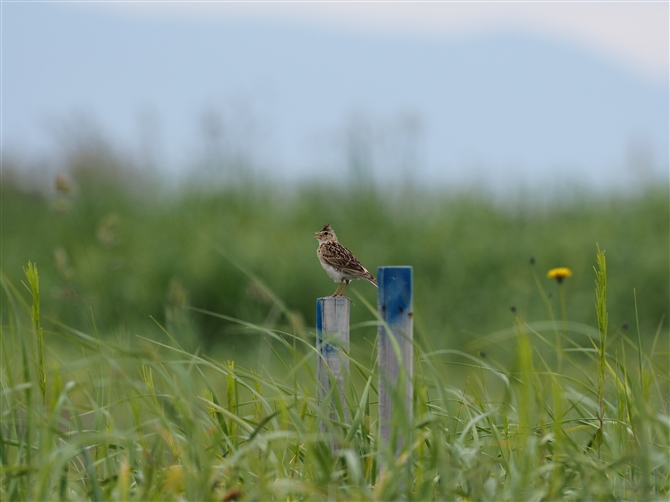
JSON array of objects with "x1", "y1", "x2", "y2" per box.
[{"x1": 2, "y1": 151, "x2": 667, "y2": 362}]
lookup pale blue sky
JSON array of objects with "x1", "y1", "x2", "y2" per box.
[{"x1": 3, "y1": 1, "x2": 668, "y2": 192}]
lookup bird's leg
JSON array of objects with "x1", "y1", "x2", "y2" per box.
[
  {"x1": 331, "y1": 282, "x2": 343, "y2": 297},
  {"x1": 338, "y1": 280, "x2": 351, "y2": 297}
]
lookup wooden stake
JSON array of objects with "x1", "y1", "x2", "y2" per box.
[
  {"x1": 377, "y1": 266, "x2": 413, "y2": 459},
  {"x1": 316, "y1": 297, "x2": 350, "y2": 443}
]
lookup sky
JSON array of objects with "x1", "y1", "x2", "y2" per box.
[{"x1": 3, "y1": 1, "x2": 669, "y2": 192}]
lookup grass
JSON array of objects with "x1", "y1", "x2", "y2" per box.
[
  {"x1": 1, "y1": 151, "x2": 668, "y2": 499},
  {"x1": 1, "y1": 246, "x2": 668, "y2": 500}
]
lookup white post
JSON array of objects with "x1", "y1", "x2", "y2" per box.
[
  {"x1": 377, "y1": 267, "x2": 413, "y2": 465},
  {"x1": 316, "y1": 297, "x2": 350, "y2": 443}
]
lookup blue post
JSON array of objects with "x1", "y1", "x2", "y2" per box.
[
  {"x1": 377, "y1": 266, "x2": 413, "y2": 462},
  {"x1": 316, "y1": 297, "x2": 350, "y2": 444}
]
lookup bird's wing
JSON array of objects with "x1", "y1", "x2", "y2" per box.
[{"x1": 321, "y1": 242, "x2": 377, "y2": 285}]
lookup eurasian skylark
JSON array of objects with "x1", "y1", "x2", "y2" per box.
[{"x1": 314, "y1": 223, "x2": 377, "y2": 297}]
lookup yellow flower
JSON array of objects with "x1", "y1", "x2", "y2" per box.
[{"x1": 547, "y1": 267, "x2": 572, "y2": 284}]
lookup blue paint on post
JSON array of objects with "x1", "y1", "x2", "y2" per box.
[
  {"x1": 316, "y1": 298, "x2": 323, "y2": 332},
  {"x1": 377, "y1": 267, "x2": 413, "y2": 326},
  {"x1": 316, "y1": 298, "x2": 335, "y2": 354},
  {"x1": 316, "y1": 298, "x2": 325, "y2": 352}
]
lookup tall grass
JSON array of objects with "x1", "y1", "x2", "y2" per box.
[
  {"x1": 2, "y1": 151, "x2": 668, "y2": 499},
  {"x1": 1, "y1": 249, "x2": 668, "y2": 500}
]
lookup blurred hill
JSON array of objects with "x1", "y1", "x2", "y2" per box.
[{"x1": 4, "y1": 2, "x2": 668, "y2": 192}]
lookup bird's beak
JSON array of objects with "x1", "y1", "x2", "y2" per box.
[{"x1": 313, "y1": 232, "x2": 320, "y2": 239}]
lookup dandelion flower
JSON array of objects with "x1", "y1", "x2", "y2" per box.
[{"x1": 547, "y1": 267, "x2": 572, "y2": 284}]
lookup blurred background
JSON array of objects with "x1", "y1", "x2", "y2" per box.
[{"x1": 2, "y1": 2, "x2": 668, "y2": 366}]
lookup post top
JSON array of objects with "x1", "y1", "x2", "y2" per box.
[
  {"x1": 316, "y1": 296, "x2": 351, "y2": 303},
  {"x1": 377, "y1": 267, "x2": 413, "y2": 290},
  {"x1": 377, "y1": 266, "x2": 413, "y2": 324}
]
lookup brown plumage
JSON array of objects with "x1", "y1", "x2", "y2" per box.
[{"x1": 314, "y1": 223, "x2": 377, "y2": 297}]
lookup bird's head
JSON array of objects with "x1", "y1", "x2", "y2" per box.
[{"x1": 314, "y1": 223, "x2": 337, "y2": 244}]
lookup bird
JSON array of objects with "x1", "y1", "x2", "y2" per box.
[{"x1": 314, "y1": 223, "x2": 377, "y2": 297}]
